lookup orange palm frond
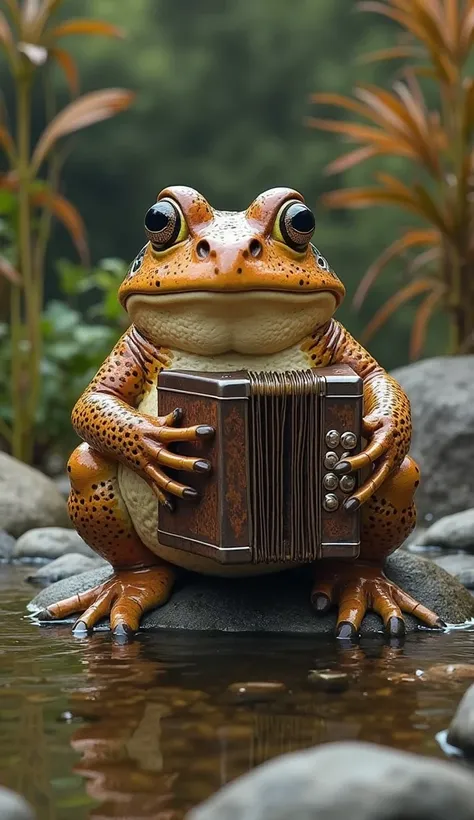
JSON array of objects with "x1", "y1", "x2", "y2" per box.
[
  {"x1": 410, "y1": 284, "x2": 444, "y2": 358},
  {"x1": 30, "y1": 188, "x2": 88, "y2": 264},
  {"x1": 31, "y1": 89, "x2": 135, "y2": 172},
  {"x1": 361, "y1": 278, "x2": 439, "y2": 343},
  {"x1": 407, "y1": 245, "x2": 441, "y2": 274},
  {"x1": 325, "y1": 146, "x2": 379, "y2": 175},
  {"x1": 49, "y1": 47, "x2": 79, "y2": 95},
  {"x1": 47, "y1": 19, "x2": 124, "y2": 40},
  {"x1": 353, "y1": 228, "x2": 440, "y2": 309},
  {"x1": 357, "y1": 45, "x2": 424, "y2": 64}
]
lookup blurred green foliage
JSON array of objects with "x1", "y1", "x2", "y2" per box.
[{"x1": 0, "y1": 0, "x2": 448, "y2": 463}]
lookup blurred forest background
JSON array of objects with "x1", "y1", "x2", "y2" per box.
[{"x1": 0, "y1": 0, "x2": 453, "y2": 464}]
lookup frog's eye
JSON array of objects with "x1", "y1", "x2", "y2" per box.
[
  {"x1": 144, "y1": 199, "x2": 188, "y2": 251},
  {"x1": 272, "y1": 200, "x2": 315, "y2": 252}
]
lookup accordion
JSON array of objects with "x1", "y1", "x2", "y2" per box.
[{"x1": 157, "y1": 365, "x2": 363, "y2": 566}]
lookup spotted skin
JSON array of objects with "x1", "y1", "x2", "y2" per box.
[{"x1": 37, "y1": 186, "x2": 441, "y2": 638}]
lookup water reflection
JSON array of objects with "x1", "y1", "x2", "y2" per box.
[{"x1": 2, "y1": 569, "x2": 474, "y2": 819}]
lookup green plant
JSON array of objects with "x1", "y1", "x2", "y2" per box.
[
  {"x1": 0, "y1": 0, "x2": 134, "y2": 462},
  {"x1": 0, "y1": 256, "x2": 128, "y2": 464},
  {"x1": 309, "y1": 0, "x2": 474, "y2": 358}
]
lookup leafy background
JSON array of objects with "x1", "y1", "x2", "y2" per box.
[{"x1": 0, "y1": 0, "x2": 448, "y2": 463}]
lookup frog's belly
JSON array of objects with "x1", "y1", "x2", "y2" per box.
[{"x1": 117, "y1": 345, "x2": 310, "y2": 577}]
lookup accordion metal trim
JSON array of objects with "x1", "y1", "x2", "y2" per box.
[{"x1": 157, "y1": 365, "x2": 364, "y2": 565}]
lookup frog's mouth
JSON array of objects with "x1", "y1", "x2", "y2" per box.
[{"x1": 125, "y1": 290, "x2": 338, "y2": 356}]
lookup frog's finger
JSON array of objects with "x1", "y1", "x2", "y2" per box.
[
  {"x1": 152, "y1": 424, "x2": 215, "y2": 443},
  {"x1": 72, "y1": 588, "x2": 115, "y2": 633},
  {"x1": 158, "y1": 407, "x2": 183, "y2": 427},
  {"x1": 392, "y1": 587, "x2": 446, "y2": 629},
  {"x1": 335, "y1": 581, "x2": 366, "y2": 639},
  {"x1": 334, "y1": 437, "x2": 389, "y2": 475},
  {"x1": 372, "y1": 581, "x2": 405, "y2": 637},
  {"x1": 145, "y1": 440, "x2": 211, "y2": 475},
  {"x1": 145, "y1": 463, "x2": 199, "y2": 500},
  {"x1": 343, "y1": 460, "x2": 392, "y2": 512},
  {"x1": 36, "y1": 586, "x2": 100, "y2": 621}
]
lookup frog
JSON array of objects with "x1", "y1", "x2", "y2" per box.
[{"x1": 37, "y1": 185, "x2": 444, "y2": 639}]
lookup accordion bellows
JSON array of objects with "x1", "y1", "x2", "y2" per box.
[{"x1": 157, "y1": 366, "x2": 363, "y2": 565}]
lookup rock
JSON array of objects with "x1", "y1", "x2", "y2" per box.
[
  {"x1": 433, "y1": 553, "x2": 474, "y2": 588},
  {"x1": 0, "y1": 787, "x2": 35, "y2": 820},
  {"x1": 0, "y1": 452, "x2": 70, "y2": 537},
  {"x1": 52, "y1": 473, "x2": 71, "y2": 500},
  {"x1": 392, "y1": 356, "x2": 474, "y2": 522},
  {"x1": 13, "y1": 527, "x2": 96, "y2": 562},
  {"x1": 28, "y1": 550, "x2": 474, "y2": 633},
  {"x1": 226, "y1": 682, "x2": 287, "y2": 703},
  {"x1": 307, "y1": 670, "x2": 349, "y2": 693},
  {"x1": 422, "y1": 664, "x2": 474, "y2": 684},
  {"x1": 27, "y1": 553, "x2": 108, "y2": 585},
  {"x1": 188, "y1": 740, "x2": 474, "y2": 820},
  {"x1": 417, "y1": 509, "x2": 474, "y2": 552},
  {"x1": 447, "y1": 683, "x2": 474, "y2": 756},
  {"x1": 0, "y1": 529, "x2": 16, "y2": 561}
]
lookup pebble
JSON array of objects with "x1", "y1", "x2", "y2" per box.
[
  {"x1": 13, "y1": 527, "x2": 96, "y2": 562},
  {"x1": 27, "y1": 553, "x2": 107, "y2": 585},
  {"x1": 307, "y1": 670, "x2": 349, "y2": 693},
  {"x1": 227, "y1": 681, "x2": 287, "y2": 703},
  {"x1": 0, "y1": 787, "x2": 35, "y2": 820}
]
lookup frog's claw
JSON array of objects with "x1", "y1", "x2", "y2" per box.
[
  {"x1": 36, "y1": 565, "x2": 176, "y2": 637},
  {"x1": 311, "y1": 562, "x2": 445, "y2": 639}
]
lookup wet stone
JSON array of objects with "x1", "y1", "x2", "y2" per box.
[
  {"x1": 447, "y1": 683, "x2": 474, "y2": 757},
  {"x1": 14, "y1": 527, "x2": 96, "y2": 562},
  {"x1": 0, "y1": 529, "x2": 16, "y2": 561},
  {"x1": 227, "y1": 681, "x2": 287, "y2": 703},
  {"x1": 189, "y1": 740, "x2": 474, "y2": 820},
  {"x1": 307, "y1": 670, "x2": 349, "y2": 693},
  {"x1": 0, "y1": 787, "x2": 35, "y2": 820},
  {"x1": 27, "y1": 553, "x2": 107, "y2": 585},
  {"x1": 417, "y1": 509, "x2": 474, "y2": 553},
  {"x1": 421, "y1": 664, "x2": 474, "y2": 683}
]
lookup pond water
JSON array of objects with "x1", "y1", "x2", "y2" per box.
[{"x1": 1, "y1": 565, "x2": 474, "y2": 820}]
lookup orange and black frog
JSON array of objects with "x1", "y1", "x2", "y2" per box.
[{"x1": 37, "y1": 186, "x2": 444, "y2": 639}]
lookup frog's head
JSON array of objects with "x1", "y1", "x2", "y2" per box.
[{"x1": 119, "y1": 186, "x2": 345, "y2": 355}]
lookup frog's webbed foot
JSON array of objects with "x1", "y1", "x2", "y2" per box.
[
  {"x1": 311, "y1": 562, "x2": 445, "y2": 639},
  {"x1": 36, "y1": 565, "x2": 175, "y2": 639}
]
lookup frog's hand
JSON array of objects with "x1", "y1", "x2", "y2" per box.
[
  {"x1": 311, "y1": 454, "x2": 445, "y2": 638},
  {"x1": 72, "y1": 325, "x2": 213, "y2": 505},
  {"x1": 310, "y1": 320, "x2": 413, "y2": 511}
]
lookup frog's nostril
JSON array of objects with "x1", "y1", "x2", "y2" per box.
[
  {"x1": 196, "y1": 240, "x2": 210, "y2": 259},
  {"x1": 249, "y1": 238, "x2": 262, "y2": 258}
]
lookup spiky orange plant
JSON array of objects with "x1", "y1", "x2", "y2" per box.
[
  {"x1": 308, "y1": 0, "x2": 474, "y2": 358},
  {"x1": 0, "y1": 0, "x2": 134, "y2": 462}
]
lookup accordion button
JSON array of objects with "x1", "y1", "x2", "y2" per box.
[
  {"x1": 324, "y1": 451, "x2": 339, "y2": 470},
  {"x1": 339, "y1": 475, "x2": 356, "y2": 494},
  {"x1": 340, "y1": 431, "x2": 357, "y2": 450},
  {"x1": 323, "y1": 493, "x2": 339, "y2": 512},
  {"x1": 325, "y1": 430, "x2": 340, "y2": 448},
  {"x1": 323, "y1": 473, "x2": 339, "y2": 491}
]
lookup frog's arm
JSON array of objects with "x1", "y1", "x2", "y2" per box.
[
  {"x1": 71, "y1": 326, "x2": 166, "y2": 463},
  {"x1": 305, "y1": 320, "x2": 412, "y2": 509},
  {"x1": 71, "y1": 326, "x2": 210, "y2": 504}
]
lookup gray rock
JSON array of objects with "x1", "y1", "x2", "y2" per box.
[
  {"x1": 52, "y1": 473, "x2": 71, "y2": 500},
  {"x1": 188, "y1": 741, "x2": 474, "y2": 820},
  {"x1": 433, "y1": 553, "x2": 474, "y2": 588},
  {"x1": 0, "y1": 787, "x2": 35, "y2": 820},
  {"x1": 14, "y1": 527, "x2": 96, "y2": 562},
  {"x1": 392, "y1": 356, "x2": 474, "y2": 522},
  {"x1": 27, "y1": 553, "x2": 108, "y2": 585},
  {"x1": 447, "y1": 683, "x2": 474, "y2": 757},
  {"x1": 0, "y1": 452, "x2": 70, "y2": 537},
  {"x1": 0, "y1": 529, "x2": 16, "y2": 561},
  {"x1": 28, "y1": 550, "x2": 474, "y2": 633},
  {"x1": 417, "y1": 509, "x2": 474, "y2": 552}
]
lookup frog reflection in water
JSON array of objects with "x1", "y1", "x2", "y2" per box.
[{"x1": 38, "y1": 186, "x2": 444, "y2": 638}]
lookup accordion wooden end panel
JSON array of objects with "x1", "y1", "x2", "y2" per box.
[{"x1": 157, "y1": 366, "x2": 363, "y2": 566}]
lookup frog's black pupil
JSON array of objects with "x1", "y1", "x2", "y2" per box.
[
  {"x1": 145, "y1": 203, "x2": 172, "y2": 232},
  {"x1": 289, "y1": 204, "x2": 315, "y2": 234}
]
